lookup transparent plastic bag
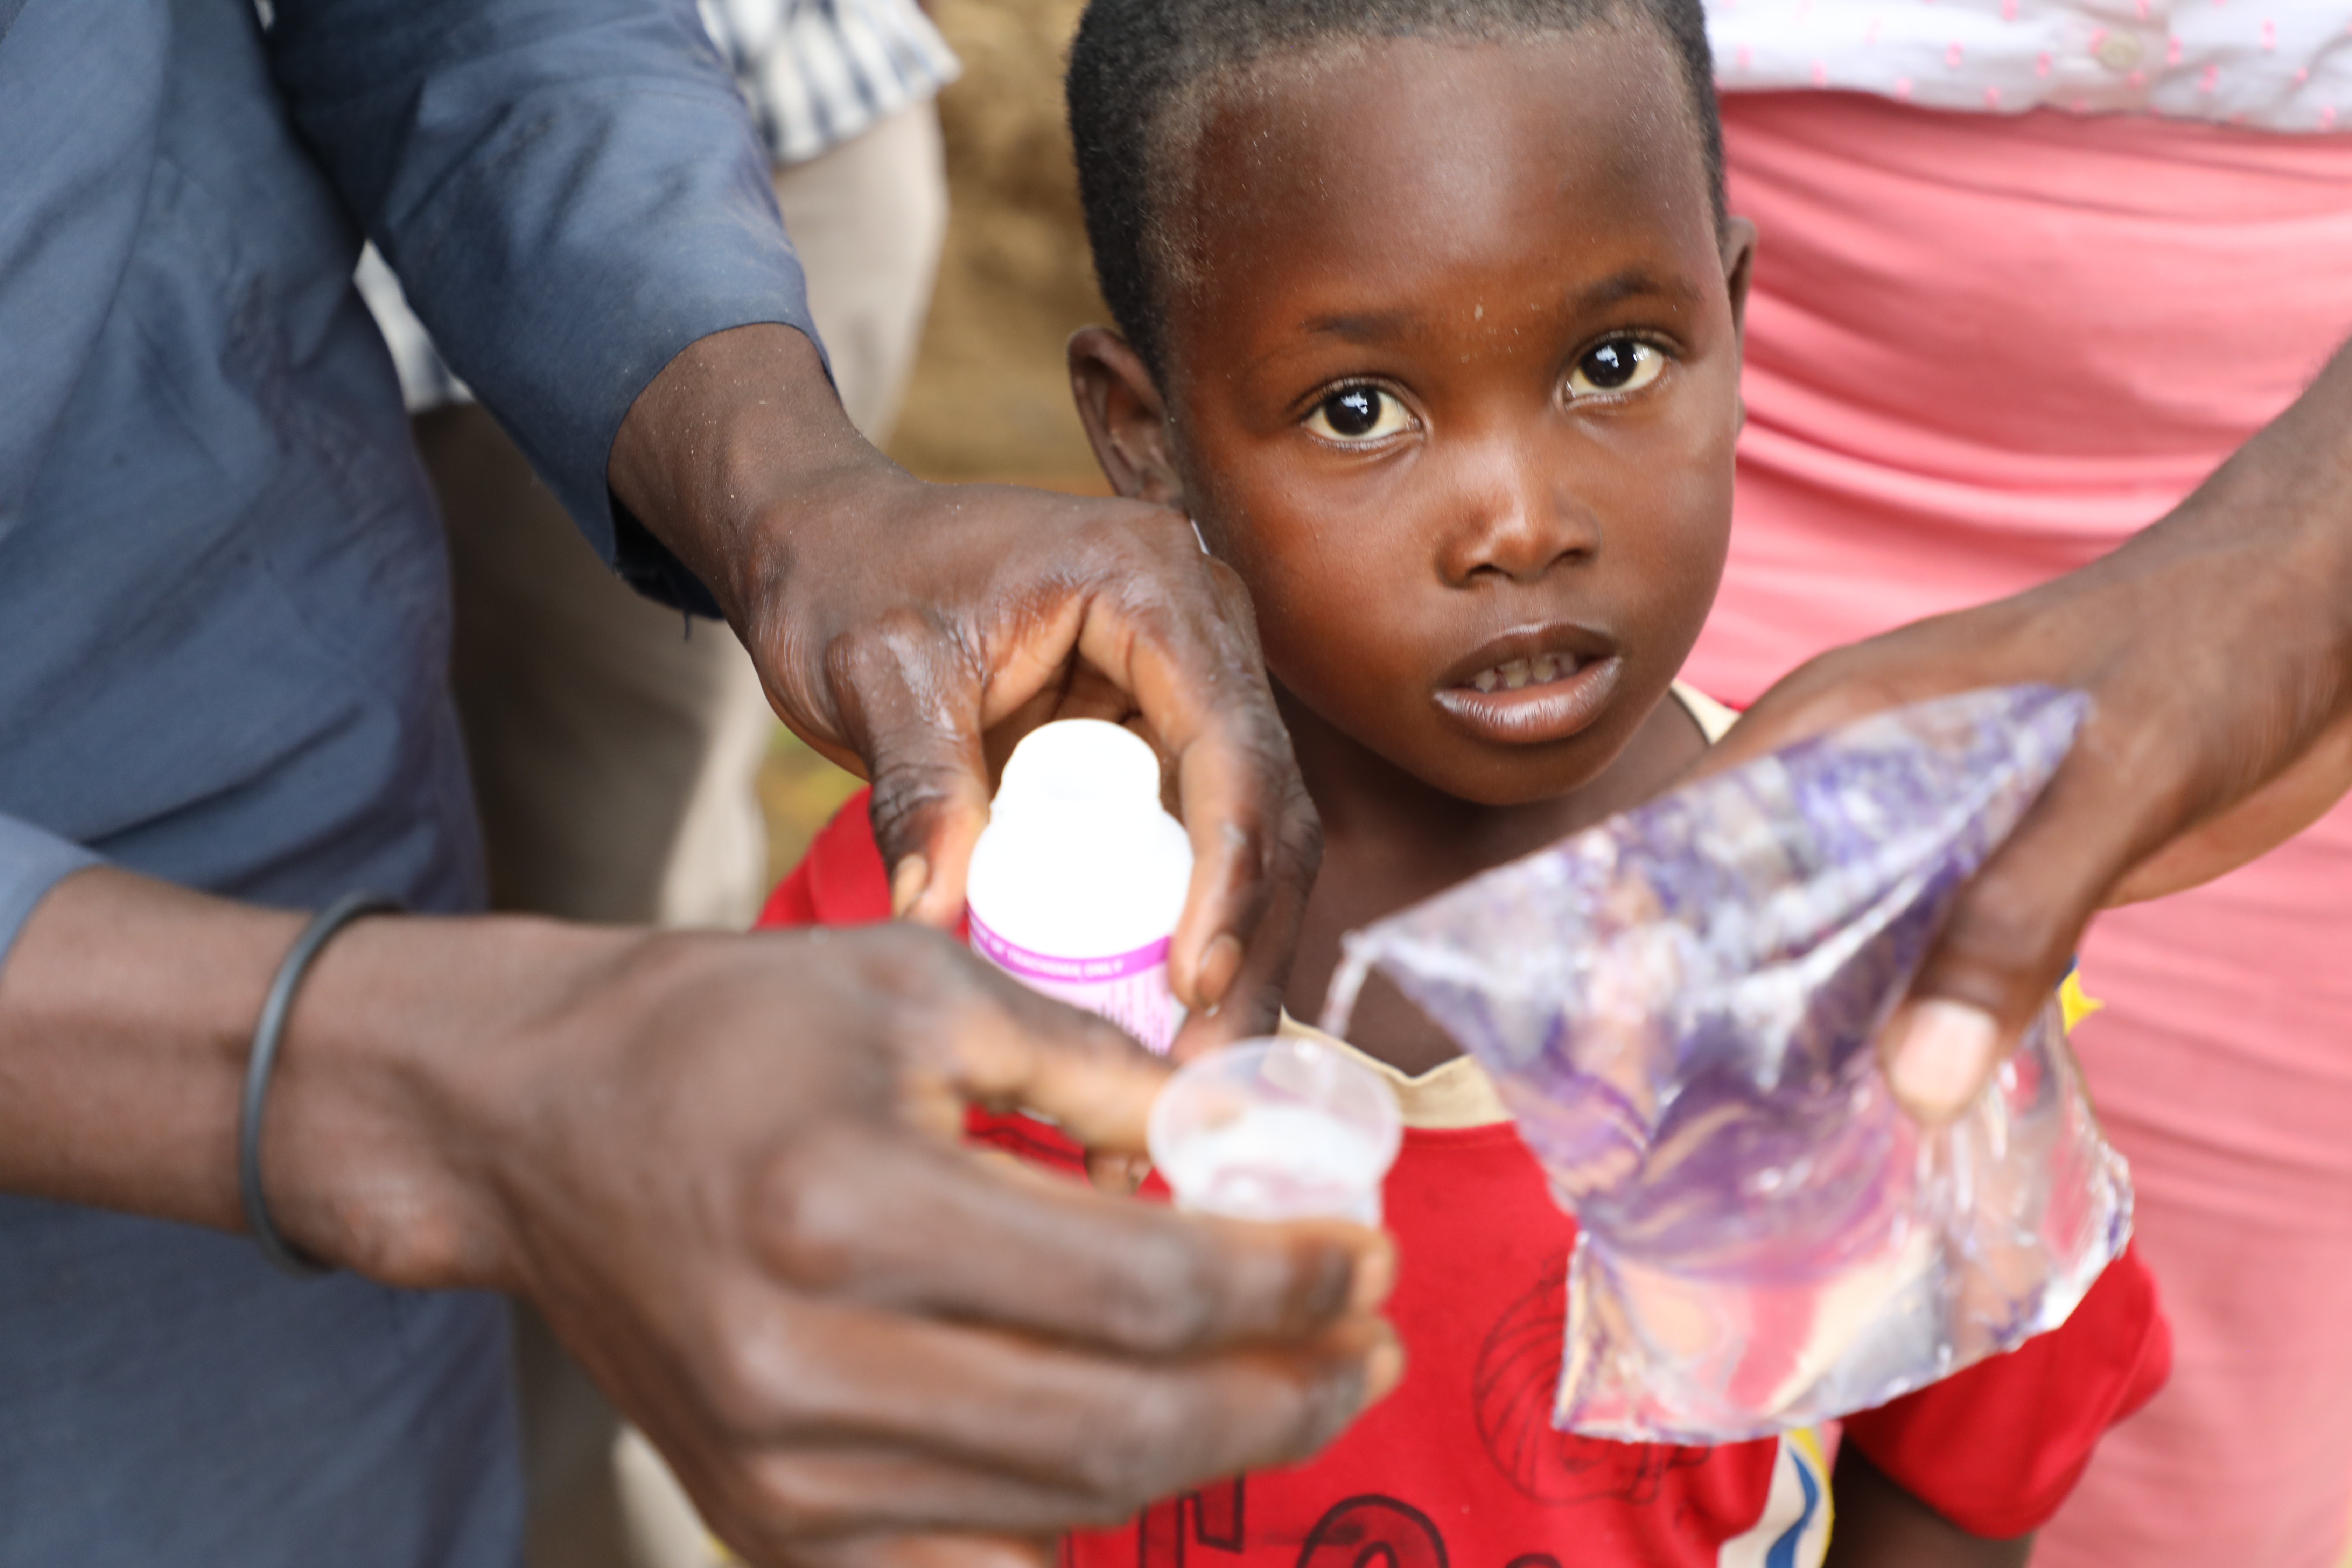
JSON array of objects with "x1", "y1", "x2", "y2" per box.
[{"x1": 1321, "y1": 686, "x2": 2132, "y2": 1444}]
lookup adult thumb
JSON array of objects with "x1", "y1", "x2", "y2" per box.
[{"x1": 1879, "y1": 743, "x2": 2152, "y2": 1125}]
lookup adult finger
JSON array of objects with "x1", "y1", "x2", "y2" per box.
[
  {"x1": 1886, "y1": 670, "x2": 2352, "y2": 1121},
  {"x1": 1082, "y1": 1150, "x2": 1153, "y2": 1195},
  {"x1": 1169, "y1": 769, "x2": 1319, "y2": 1056},
  {"x1": 907, "y1": 960, "x2": 1173, "y2": 1150},
  {"x1": 695, "y1": 1293, "x2": 1397, "y2": 1513},
  {"x1": 754, "y1": 1126, "x2": 1391, "y2": 1353},
  {"x1": 1874, "y1": 720, "x2": 2177, "y2": 1124},
  {"x1": 679, "y1": 1438, "x2": 1090, "y2": 1565},
  {"x1": 695, "y1": 1440, "x2": 1113, "y2": 1552},
  {"x1": 824, "y1": 607, "x2": 995, "y2": 929},
  {"x1": 1065, "y1": 550, "x2": 1308, "y2": 1018}
]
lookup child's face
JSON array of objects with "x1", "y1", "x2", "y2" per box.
[{"x1": 1073, "y1": 27, "x2": 1752, "y2": 808}]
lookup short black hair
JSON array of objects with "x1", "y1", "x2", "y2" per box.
[{"x1": 1067, "y1": 0, "x2": 1723, "y2": 379}]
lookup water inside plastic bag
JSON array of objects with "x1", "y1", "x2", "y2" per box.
[{"x1": 1321, "y1": 686, "x2": 2132, "y2": 1444}]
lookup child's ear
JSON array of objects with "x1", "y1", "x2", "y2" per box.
[
  {"x1": 1068, "y1": 327, "x2": 1186, "y2": 509},
  {"x1": 1721, "y1": 216, "x2": 1758, "y2": 344},
  {"x1": 1720, "y1": 216, "x2": 1758, "y2": 436}
]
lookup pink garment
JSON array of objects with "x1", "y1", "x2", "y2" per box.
[{"x1": 1690, "y1": 91, "x2": 2352, "y2": 1567}]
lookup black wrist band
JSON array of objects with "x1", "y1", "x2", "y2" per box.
[{"x1": 239, "y1": 891, "x2": 404, "y2": 1279}]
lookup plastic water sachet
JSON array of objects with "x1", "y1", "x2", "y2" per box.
[{"x1": 1320, "y1": 686, "x2": 2132, "y2": 1444}]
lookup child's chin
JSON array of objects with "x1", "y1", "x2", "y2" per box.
[{"x1": 1425, "y1": 745, "x2": 1620, "y2": 811}]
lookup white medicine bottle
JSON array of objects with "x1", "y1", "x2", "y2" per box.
[{"x1": 966, "y1": 719, "x2": 1195, "y2": 1055}]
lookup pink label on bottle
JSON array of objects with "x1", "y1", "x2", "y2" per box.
[{"x1": 968, "y1": 910, "x2": 1183, "y2": 1055}]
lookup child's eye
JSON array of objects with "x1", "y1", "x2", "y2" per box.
[
  {"x1": 1566, "y1": 339, "x2": 1666, "y2": 399},
  {"x1": 1304, "y1": 386, "x2": 1413, "y2": 442}
]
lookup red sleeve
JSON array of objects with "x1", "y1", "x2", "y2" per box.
[
  {"x1": 1840, "y1": 1241, "x2": 2171, "y2": 1539},
  {"x1": 757, "y1": 852, "x2": 823, "y2": 929},
  {"x1": 967, "y1": 1106, "x2": 1091, "y2": 1179},
  {"x1": 756, "y1": 788, "x2": 891, "y2": 930}
]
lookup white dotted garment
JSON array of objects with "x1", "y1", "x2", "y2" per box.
[{"x1": 1708, "y1": 0, "x2": 2352, "y2": 131}]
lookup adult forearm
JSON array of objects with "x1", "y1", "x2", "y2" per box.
[
  {"x1": 0, "y1": 869, "x2": 295, "y2": 1229},
  {"x1": 0, "y1": 865, "x2": 1399, "y2": 1557},
  {"x1": 0, "y1": 865, "x2": 617, "y2": 1285},
  {"x1": 2114, "y1": 331, "x2": 2352, "y2": 649},
  {"x1": 607, "y1": 321, "x2": 861, "y2": 639},
  {"x1": 2076, "y1": 332, "x2": 2352, "y2": 904}
]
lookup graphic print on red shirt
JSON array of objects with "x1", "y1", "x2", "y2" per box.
[{"x1": 760, "y1": 792, "x2": 2173, "y2": 1566}]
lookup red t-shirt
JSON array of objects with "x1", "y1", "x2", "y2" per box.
[{"x1": 761, "y1": 792, "x2": 2172, "y2": 1562}]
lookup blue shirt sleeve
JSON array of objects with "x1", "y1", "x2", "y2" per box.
[
  {"x1": 260, "y1": 0, "x2": 820, "y2": 610},
  {"x1": 0, "y1": 814, "x2": 100, "y2": 965}
]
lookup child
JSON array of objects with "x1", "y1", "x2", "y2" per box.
[{"x1": 762, "y1": 0, "x2": 2171, "y2": 1561}]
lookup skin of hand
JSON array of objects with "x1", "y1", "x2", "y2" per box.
[
  {"x1": 0, "y1": 867, "x2": 1400, "y2": 1568},
  {"x1": 608, "y1": 323, "x2": 1321, "y2": 1054},
  {"x1": 1696, "y1": 337, "x2": 2352, "y2": 1126},
  {"x1": 1823, "y1": 1445, "x2": 2031, "y2": 1568}
]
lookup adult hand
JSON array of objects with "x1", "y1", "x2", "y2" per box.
[
  {"x1": 0, "y1": 871, "x2": 1399, "y2": 1568},
  {"x1": 444, "y1": 922, "x2": 1397, "y2": 1567},
  {"x1": 1697, "y1": 342, "x2": 2352, "y2": 1126},
  {"x1": 611, "y1": 325, "x2": 1320, "y2": 1052}
]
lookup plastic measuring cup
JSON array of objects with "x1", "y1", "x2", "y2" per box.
[{"x1": 1148, "y1": 1037, "x2": 1403, "y2": 1225}]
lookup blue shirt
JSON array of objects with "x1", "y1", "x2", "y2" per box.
[{"x1": 0, "y1": 0, "x2": 814, "y2": 1559}]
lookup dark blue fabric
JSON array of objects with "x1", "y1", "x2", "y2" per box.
[{"x1": 0, "y1": 0, "x2": 815, "y2": 1559}]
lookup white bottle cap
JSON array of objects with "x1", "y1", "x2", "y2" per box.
[
  {"x1": 990, "y1": 719, "x2": 1164, "y2": 824},
  {"x1": 966, "y1": 720, "x2": 1195, "y2": 968}
]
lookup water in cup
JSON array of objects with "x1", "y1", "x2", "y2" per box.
[{"x1": 1149, "y1": 1037, "x2": 1402, "y2": 1226}]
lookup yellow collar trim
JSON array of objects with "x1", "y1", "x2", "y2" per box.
[
  {"x1": 1671, "y1": 679, "x2": 1739, "y2": 743},
  {"x1": 1274, "y1": 1013, "x2": 1511, "y2": 1131}
]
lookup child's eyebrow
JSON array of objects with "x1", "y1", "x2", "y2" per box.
[
  {"x1": 1297, "y1": 308, "x2": 1420, "y2": 343},
  {"x1": 1296, "y1": 269, "x2": 1702, "y2": 345},
  {"x1": 1570, "y1": 266, "x2": 1702, "y2": 314}
]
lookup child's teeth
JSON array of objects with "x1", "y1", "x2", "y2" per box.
[
  {"x1": 1502, "y1": 659, "x2": 1532, "y2": 690},
  {"x1": 1532, "y1": 653, "x2": 1561, "y2": 682},
  {"x1": 1472, "y1": 668, "x2": 1498, "y2": 694}
]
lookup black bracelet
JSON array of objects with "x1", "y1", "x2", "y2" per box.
[{"x1": 239, "y1": 891, "x2": 404, "y2": 1279}]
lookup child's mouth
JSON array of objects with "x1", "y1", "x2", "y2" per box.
[
  {"x1": 1463, "y1": 653, "x2": 1580, "y2": 694},
  {"x1": 1435, "y1": 651, "x2": 1624, "y2": 746}
]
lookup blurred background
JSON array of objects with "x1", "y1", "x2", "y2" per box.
[{"x1": 756, "y1": 0, "x2": 1109, "y2": 881}]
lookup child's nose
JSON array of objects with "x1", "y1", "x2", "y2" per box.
[{"x1": 1434, "y1": 435, "x2": 1601, "y2": 586}]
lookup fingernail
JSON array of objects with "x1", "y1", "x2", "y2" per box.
[
  {"x1": 1196, "y1": 934, "x2": 1244, "y2": 1008},
  {"x1": 1886, "y1": 999, "x2": 2001, "y2": 1125},
  {"x1": 889, "y1": 855, "x2": 929, "y2": 920},
  {"x1": 1364, "y1": 1336, "x2": 1406, "y2": 1403},
  {"x1": 1349, "y1": 1235, "x2": 1398, "y2": 1313}
]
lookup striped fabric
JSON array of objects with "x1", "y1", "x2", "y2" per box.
[{"x1": 698, "y1": 0, "x2": 960, "y2": 166}]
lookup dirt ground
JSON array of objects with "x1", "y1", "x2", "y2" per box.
[{"x1": 759, "y1": 0, "x2": 1106, "y2": 879}]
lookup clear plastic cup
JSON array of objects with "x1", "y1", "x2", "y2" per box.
[{"x1": 1148, "y1": 1037, "x2": 1403, "y2": 1226}]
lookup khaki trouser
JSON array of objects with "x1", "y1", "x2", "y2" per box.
[{"x1": 412, "y1": 102, "x2": 948, "y2": 1568}]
